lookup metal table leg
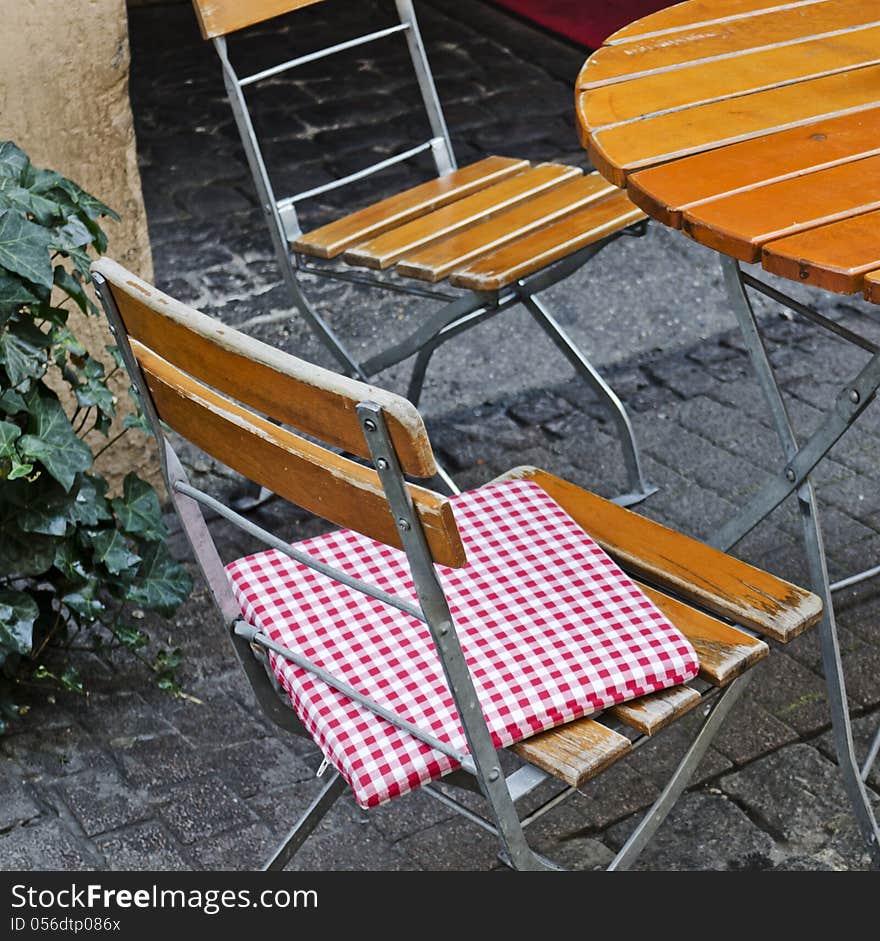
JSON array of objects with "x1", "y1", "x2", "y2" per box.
[{"x1": 710, "y1": 257, "x2": 880, "y2": 865}]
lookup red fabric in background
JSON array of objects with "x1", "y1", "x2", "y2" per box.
[{"x1": 492, "y1": 0, "x2": 676, "y2": 48}]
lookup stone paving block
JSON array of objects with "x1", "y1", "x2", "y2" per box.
[
  {"x1": 0, "y1": 777, "x2": 42, "y2": 830},
  {"x1": 712, "y1": 695, "x2": 799, "y2": 766},
  {"x1": 207, "y1": 737, "x2": 316, "y2": 798},
  {"x1": 114, "y1": 733, "x2": 206, "y2": 790},
  {"x1": 719, "y1": 744, "x2": 874, "y2": 866},
  {"x1": 0, "y1": 819, "x2": 100, "y2": 871},
  {"x1": 56, "y1": 768, "x2": 150, "y2": 838},
  {"x1": 815, "y1": 710, "x2": 880, "y2": 791},
  {"x1": 749, "y1": 656, "x2": 833, "y2": 736},
  {"x1": 157, "y1": 775, "x2": 258, "y2": 845},
  {"x1": 95, "y1": 822, "x2": 191, "y2": 871},
  {"x1": 396, "y1": 816, "x2": 499, "y2": 871},
  {"x1": 605, "y1": 791, "x2": 777, "y2": 871},
  {"x1": 189, "y1": 821, "x2": 275, "y2": 871},
  {"x1": 7, "y1": 726, "x2": 113, "y2": 779}
]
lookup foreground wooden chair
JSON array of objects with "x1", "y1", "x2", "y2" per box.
[
  {"x1": 92, "y1": 258, "x2": 821, "y2": 871},
  {"x1": 188, "y1": 0, "x2": 654, "y2": 505}
]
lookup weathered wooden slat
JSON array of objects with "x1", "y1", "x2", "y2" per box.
[
  {"x1": 681, "y1": 153, "x2": 880, "y2": 262},
  {"x1": 395, "y1": 173, "x2": 615, "y2": 283},
  {"x1": 581, "y1": 64, "x2": 880, "y2": 186},
  {"x1": 342, "y1": 164, "x2": 580, "y2": 270},
  {"x1": 581, "y1": 0, "x2": 876, "y2": 88},
  {"x1": 637, "y1": 583, "x2": 769, "y2": 686},
  {"x1": 605, "y1": 0, "x2": 825, "y2": 45},
  {"x1": 292, "y1": 156, "x2": 529, "y2": 259},
  {"x1": 449, "y1": 190, "x2": 642, "y2": 291},
  {"x1": 134, "y1": 342, "x2": 467, "y2": 569},
  {"x1": 580, "y1": 23, "x2": 880, "y2": 131},
  {"x1": 191, "y1": 0, "x2": 323, "y2": 40},
  {"x1": 626, "y1": 107, "x2": 880, "y2": 228},
  {"x1": 609, "y1": 686, "x2": 702, "y2": 736},
  {"x1": 491, "y1": 466, "x2": 821, "y2": 642},
  {"x1": 511, "y1": 718, "x2": 632, "y2": 787},
  {"x1": 762, "y1": 209, "x2": 880, "y2": 293},
  {"x1": 93, "y1": 258, "x2": 437, "y2": 477}
]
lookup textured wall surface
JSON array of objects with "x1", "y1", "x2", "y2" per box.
[{"x1": 0, "y1": 0, "x2": 158, "y2": 487}]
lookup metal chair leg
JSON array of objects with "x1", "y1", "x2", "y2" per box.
[
  {"x1": 521, "y1": 293, "x2": 656, "y2": 507},
  {"x1": 608, "y1": 672, "x2": 753, "y2": 871},
  {"x1": 262, "y1": 770, "x2": 347, "y2": 871},
  {"x1": 862, "y1": 721, "x2": 880, "y2": 782}
]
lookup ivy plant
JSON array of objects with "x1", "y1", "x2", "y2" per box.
[{"x1": 0, "y1": 141, "x2": 192, "y2": 731}]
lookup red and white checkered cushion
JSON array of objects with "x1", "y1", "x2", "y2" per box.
[{"x1": 225, "y1": 478, "x2": 700, "y2": 808}]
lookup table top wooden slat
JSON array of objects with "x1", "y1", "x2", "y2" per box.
[
  {"x1": 580, "y1": 23, "x2": 880, "y2": 131},
  {"x1": 681, "y1": 154, "x2": 880, "y2": 262},
  {"x1": 762, "y1": 209, "x2": 880, "y2": 292},
  {"x1": 626, "y1": 108, "x2": 880, "y2": 228},
  {"x1": 342, "y1": 163, "x2": 580, "y2": 270},
  {"x1": 604, "y1": 0, "x2": 826, "y2": 45},
  {"x1": 580, "y1": 0, "x2": 878, "y2": 88},
  {"x1": 577, "y1": 0, "x2": 880, "y2": 301},
  {"x1": 395, "y1": 173, "x2": 615, "y2": 283}
]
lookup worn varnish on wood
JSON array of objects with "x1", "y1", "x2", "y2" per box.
[
  {"x1": 191, "y1": 0, "x2": 324, "y2": 39},
  {"x1": 576, "y1": 0, "x2": 880, "y2": 301}
]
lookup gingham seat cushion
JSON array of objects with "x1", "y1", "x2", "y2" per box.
[{"x1": 226, "y1": 478, "x2": 700, "y2": 808}]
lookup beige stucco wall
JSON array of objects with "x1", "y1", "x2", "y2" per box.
[{"x1": 0, "y1": 0, "x2": 159, "y2": 489}]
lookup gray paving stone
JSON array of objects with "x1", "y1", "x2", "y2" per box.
[
  {"x1": 188, "y1": 821, "x2": 275, "y2": 871},
  {"x1": 114, "y1": 732, "x2": 206, "y2": 790},
  {"x1": 157, "y1": 775, "x2": 258, "y2": 845},
  {"x1": 720, "y1": 744, "x2": 874, "y2": 863},
  {"x1": 95, "y1": 822, "x2": 191, "y2": 871},
  {"x1": 0, "y1": 819, "x2": 100, "y2": 871},
  {"x1": 57, "y1": 768, "x2": 150, "y2": 837},
  {"x1": 7, "y1": 726, "x2": 113, "y2": 779},
  {"x1": 605, "y1": 791, "x2": 777, "y2": 871},
  {"x1": 207, "y1": 737, "x2": 315, "y2": 798},
  {"x1": 0, "y1": 777, "x2": 42, "y2": 830}
]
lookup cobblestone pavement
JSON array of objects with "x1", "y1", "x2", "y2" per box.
[{"x1": 2, "y1": 1, "x2": 880, "y2": 871}]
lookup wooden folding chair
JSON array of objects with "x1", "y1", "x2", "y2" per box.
[
  {"x1": 92, "y1": 258, "x2": 822, "y2": 871},
  {"x1": 188, "y1": 0, "x2": 654, "y2": 506}
]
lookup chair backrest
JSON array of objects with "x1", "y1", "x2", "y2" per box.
[
  {"x1": 192, "y1": 0, "x2": 325, "y2": 39},
  {"x1": 90, "y1": 257, "x2": 466, "y2": 568},
  {"x1": 192, "y1": 0, "x2": 455, "y2": 242}
]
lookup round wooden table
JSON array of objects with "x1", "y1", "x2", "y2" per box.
[
  {"x1": 577, "y1": 0, "x2": 880, "y2": 866},
  {"x1": 577, "y1": 0, "x2": 880, "y2": 304}
]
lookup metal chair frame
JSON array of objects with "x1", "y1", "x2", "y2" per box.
[
  {"x1": 92, "y1": 266, "x2": 769, "y2": 871},
  {"x1": 208, "y1": 0, "x2": 654, "y2": 506},
  {"x1": 710, "y1": 257, "x2": 880, "y2": 865}
]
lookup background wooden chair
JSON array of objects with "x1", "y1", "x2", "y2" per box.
[
  {"x1": 188, "y1": 0, "x2": 654, "y2": 505},
  {"x1": 92, "y1": 257, "x2": 822, "y2": 871}
]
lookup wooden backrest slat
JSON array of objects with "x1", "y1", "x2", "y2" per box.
[
  {"x1": 92, "y1": 258, "x2": 436, "y2": 478},
  {"x1": 134, "y1": 342, "x2": 466, "y2": 569},
  {"x1": 191, "y1": 0, "x2": 324, "y2": 39}
]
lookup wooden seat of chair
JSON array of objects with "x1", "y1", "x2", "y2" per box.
[
  {"x1": 292, "y1": 156, "x2": 645, "y2": 292},
  {"x1": 493, "y1": 466, "x2": 821, "y2": 788}
]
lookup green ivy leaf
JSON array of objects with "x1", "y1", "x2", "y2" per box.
[
  {"x1": 0, "y1": 178, "x2": 58, "y2": 226},
  {"x1": 87, "y1": 528, "x2": 141, "y2": 575},
  {"x1": 0, "y1": 324, "x2": 47, "y2": 387},
  {"x1": 18, "y1": 391, "x2": 92, "y2": 491},
  {"x1": 61, "y1": 579, "x2": 104, "y2": 622},
  {"x1": 0, "y1": 590, "x2": 38, "y2": 655},
  {"x1": 0, "y1": 511, "x2": 56, "y2": 576},
  {"x1": 0, "y1": 389, "x2": 26, "y2": 415},
  {"x1": 0, "y1": 143, "x2": 29, "y2": 181},
  {"x1": 52, "y1": 216, "x2": 91, "y2": 252},
  {"x1": 114, "y1": 623, "x2": 149, "y2": 650},
  {"x1": 55, "y1": 178, "x2": 119, "y2": 223},
  {"x1": 0, "y1": 209, "x2": 54, "y2": 289},
  {"x1": 53, "y1": 266, "x2": 89, "y2": 315},
  {"x1": 111, "y1": 473, "x2": 167, "y2": 541},
  {"x1": 70, "y1": 356, "x2": 115, "y2": 416},
  {"x1": 0, "y1": 420, "x2": 21, "y2": 458},
  {"x1": 68, "y1": 474, "x2": 111, "y2": 527},
  {"x1": 53, "y1": 540, "x2": 88, "y2": 582},
  {"x1": 126, "y1": 543, "x2": 192, "y2": 616},
  {"x1": 0, "y1": 269, "x2": 39, "y2": 310}
]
